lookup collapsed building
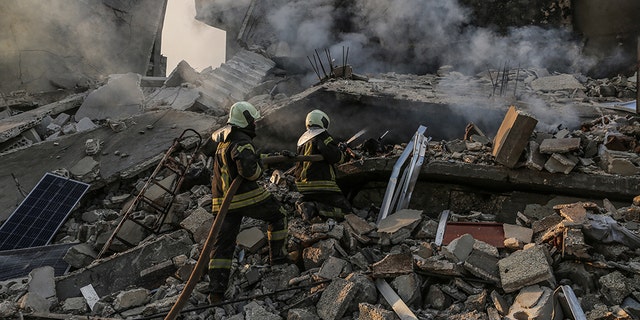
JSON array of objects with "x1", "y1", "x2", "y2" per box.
[{"x1": 1, "y1": 0, "x2": 640, "y2": 319}]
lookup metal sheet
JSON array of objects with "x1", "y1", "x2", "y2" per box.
[{"x1": 442, "y1": 222, "x2": 505, "y2": 248}]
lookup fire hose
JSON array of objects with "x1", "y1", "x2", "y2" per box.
[{"x1": 163, "y1": 154, "x2": 323, "y2": 320}]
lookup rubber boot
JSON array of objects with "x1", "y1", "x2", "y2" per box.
[
  {"x1": 208, "y1": 268, "x2": 230, "y2": 300},
  {"x1": 269, "y1": 239, "x2": 288, "y2": 265}
]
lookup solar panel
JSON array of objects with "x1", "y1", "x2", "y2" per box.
[
  {"x1": 0, "y1": 173, "x2": 90, "y2": 251},
  {"x1": 0, "y1": 243, "x2": 75, "y2": 281}
]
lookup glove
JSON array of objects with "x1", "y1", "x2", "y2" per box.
[
  {"x1": 281, "y1": 150, "x2": 296, "y2": 158},
  {"x1": 338, "y1": 142, "x2": 347, "y2": 152}
]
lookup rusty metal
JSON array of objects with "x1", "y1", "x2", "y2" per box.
[
  {"x1": 97, "y1": 129, "x2": 202, "y2": 259},
  {"x1": 441, "y1": 222, "x2": 505, "y2": 248}
]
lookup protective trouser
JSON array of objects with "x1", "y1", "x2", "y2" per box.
[
  {"x1": 296, "y1": 192, "x2": 352, "y2": 220},
  {"x1": 208, "y1": 196, "x2": 287, "y2": 294}
]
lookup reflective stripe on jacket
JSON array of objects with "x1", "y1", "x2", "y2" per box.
[
  {"x1": 294, "y1": 129, "x2": 346, "y2": 194},
  {"x1": 211, "y1": 129, "x2": 270, "y2": 211}
]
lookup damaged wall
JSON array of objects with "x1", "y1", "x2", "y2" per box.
[{"x1": 0, "y1": 0, "x2": 167, "y2": 93}]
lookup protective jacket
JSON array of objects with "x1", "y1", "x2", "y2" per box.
[
  {"x1": 294, "y1": 129, "x2": 347, "y2": 194},
  {"x1": 211, "y1": 128, "x2": 270, "y2": 212}
]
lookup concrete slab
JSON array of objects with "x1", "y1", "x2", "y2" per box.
[
  {"x1": 498, "y1": 245, "x2": 556, "y2": 293},
  {"x1": 55, "y1": 229, "x2": 193, "y2": 300},
  {"x1": 75, "y1": 73, "x2": 145, "y2": 121},
  {"x1": 0, "y1": 109, "x2": 220, "y2": 222}
]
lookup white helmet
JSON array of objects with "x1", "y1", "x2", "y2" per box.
[
  {"x1": 305, "y1": 109, "x2": 330, "y2": 129},
  {"x1": 228, "y1": 101, "x2": 260, "y2": 128}
]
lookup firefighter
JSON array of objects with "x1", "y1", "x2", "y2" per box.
[
  {"x1": 208, "y1": 101, "x2": 288, "y2": 303},
  {"x1": 292, "y1": 109, "x2": 352, "y2": 221}
]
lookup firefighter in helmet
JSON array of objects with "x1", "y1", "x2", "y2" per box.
[
  {"x1": 208, "y1": 101, "x2": 288, "y2": 303},
  {"x1": 292, "y1": 109, "x2": 352, "y2": 221}
]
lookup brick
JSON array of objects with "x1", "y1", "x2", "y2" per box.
[{"x1": 492, "y1": 106, "x2": 538, "y2": 168}]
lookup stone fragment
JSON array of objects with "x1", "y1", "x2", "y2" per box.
[
  {"x1": 498, "y1": 245, "x2": 556, "y2": 293},
  {"x1": 344, "y1": 213, "x2": 374, "y2": 235},
  {"x1": 507, "y1": 285, "x2": 554, "y2": 319},
  {"x1": 164, "y1": 60, "x2": 201, "y2": 87},
  {"x1": 237, "y1": 227, "x2": 266, "y2": 253},
  {"x1": 371, "y1": 252, "x2": 413, "y2": 278},
  {"x1": 317, "y1": 257, "x2": 350, "y2": 280},
  {"x1": 544, "y1": 153, "x2": 578, "y2": 174},
  {"x1": 113, "y1": 288, "x2": 150, "y2": 311},
  {"x1": 63, "y1": 243, "x2": 97, "y2": 268},
  {"x1": 599, "y1": 271, "x2": 631, "y2": 305},
  {"x1": 179, "y1": 207, "x2": 213, "y2": 244},
  {"x1": 503, "y1": 224, "x2": 533, "y2": 243},
  {"x1": 28, "y1": 266, "x2": 56, "y2": 299},
  {"x1": 425, "y1": 285, "x2": 449, "y2": 310},
  {"x1": 303, "y1": 239, "x2": 339, "y2": 270},
  {"x1": 62, "y1": 297, "x2": 88, "y2": 314},
  {"x1": 243, "y1": 301, "x2": 282, "y2": 320},
  {"x1": 526, "y1": 140, "x2": 546, "y2": 171},
  {"x1": 358, "y1": 303, "x2": 396, "y2": 320},
  {"x1": 608, "y1": 158, "x2": 640, "y2": 176},
  {"x1": 490, "y1": 290, "x2": 509, "y2": 315},
  {"x1": 463, "y1": 249, "x2": 500, "y2": 284},
  {"x1": 317, "y1": 278, "x2": 357, "y2": 320},
  {"x1": 539, "y1": 138, "x2": 581, "y2": 154},
  {"x1": 442, "y1": 233, "x2": 475, "y2": 263},
  {"x1": 391, "y1": 273, "x2": 422, "y2": 308},
  {"x1": 18, "y1": 292, "x2": 50, "y2": 313}
]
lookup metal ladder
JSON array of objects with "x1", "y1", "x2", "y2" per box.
[{"x1": 97, "y1": 129, "x2": 202, "y2": 258}]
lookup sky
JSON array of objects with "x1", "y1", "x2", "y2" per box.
[{"x1": 161, "y1": 0, "x2": 226, "y2": 74}]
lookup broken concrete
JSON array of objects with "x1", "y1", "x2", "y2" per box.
[{"x1": 492, "y1": 106, "x2": 538, "y2": 168}]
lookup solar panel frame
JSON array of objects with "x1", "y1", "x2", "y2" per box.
[
  {"x1": 0, "y1": 173, "x2": 90, "y2": 251},
  {"x1": 0, "y1": 242, "x2": 75, "y2": 281}
]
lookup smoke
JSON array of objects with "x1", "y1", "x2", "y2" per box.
[{"x1": 262, "y1": 0, "x2": 597, "y2": 81}]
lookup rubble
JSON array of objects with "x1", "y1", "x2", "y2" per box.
[{"x1": 2, "y1": 12, "x2": 640, "y2": 320}]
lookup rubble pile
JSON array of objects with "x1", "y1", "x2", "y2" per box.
[
  {"x1": 1, "y1": 52, "x2": 640, "y2": 319},
  {"x1": 1, "y1": 132, "x2": 640, "y2": 319}
]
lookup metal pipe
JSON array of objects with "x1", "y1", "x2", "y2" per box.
[{"x1": 315, "y1": 49, "x2": 328, "y2": 78}]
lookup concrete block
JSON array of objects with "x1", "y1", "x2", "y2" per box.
[
  {"x1": 377, "y1": 209, "x2": 422, "y2": 244},
  {"x1": 75, "y1": 117, "x2": 98, "y2": 132},
  {"x1": 317, "y1": 278, "x2": 357, "y2": 320},
  {"x1": 62, "y1": 296, "x2": 88, "y2": 314},
  {"x1": 526, "y1": 140, "x2": 546, "y2": 171},
  {"x1": 303, "y1": 239, "x2": 339, "y2": 270},
  {"x1": 344, "y1": 213, "x2": 374, "y2": 235},
  {"x1": 372, "y1": 252, "x2": 413, "y2": 278},
  {"x1": 492, "y1": 106, "x2": 538, "y2": 168},
  {"x1": 28, "y1": 266, "x2": 56, "y2": 299},
  {"x1": 113, "y1": 288, "x2": 150, "y2": 311},
  {"x1": 503, "y1": 224, "x2": 533, "y2": 243},
  {"x1": 507, "y1": 285, "x2": 554, "y2": 319},
  {"x1": 599, "y1": 271, "x2": 631, "y2": 305},
  {"x1": 345, "y1": 272, "x2": 378, "y2": 306},
  {"x1": 391, "y1": 273, "x2": 422, "y2": 308},
  {"x1": 608, "y1": 158, "x2": 640, "y2": 176},
  {"x1": 63, "y1": 243, "x2": 97, "y2": 268},
  {"x1": 53, "y1": 113, "x2": 71, "y2": 126},
  {"x1": 18, "y1": 292, "x2": 50, "y2": 313},
  {"x1": 237, "y1": 227, "x2": 266, "y2": 253},
  {"x1": 56, "y1": 229, "x2": 193, "y2": 299},
  {"x1": 358, "y1": 303, "x2": 395, "y2": 320},
  {"x1": 179, "y1": 207, "x2": 212, "y2": 240},
  {"x1": 539, "y1": 138, "x2": 581, "y2": 154},
  {"x1": 544, "y1": 153, "x2": 578, "y2": 174},
  {"x1": 243, "y1": 301, "x2": 281, "y2": 320},
  {"x1": 463, "y1": 249, "x2": 500, "y2": 284},
  {"x1": 317, "y1": 257, "x2": 350, "y2": 280},
  {"x1": 425, "y1": 285, "x2": 450, "y2": 310},
  {"x1": 498, "y1": 245, "x2": 556, "y2": 293},
  {"x1": 443, "y1": 233, "x2": 475, "y2": 262},
  {"x1": 490, "y1": 290, "x2": 509, "y2": 315}
]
